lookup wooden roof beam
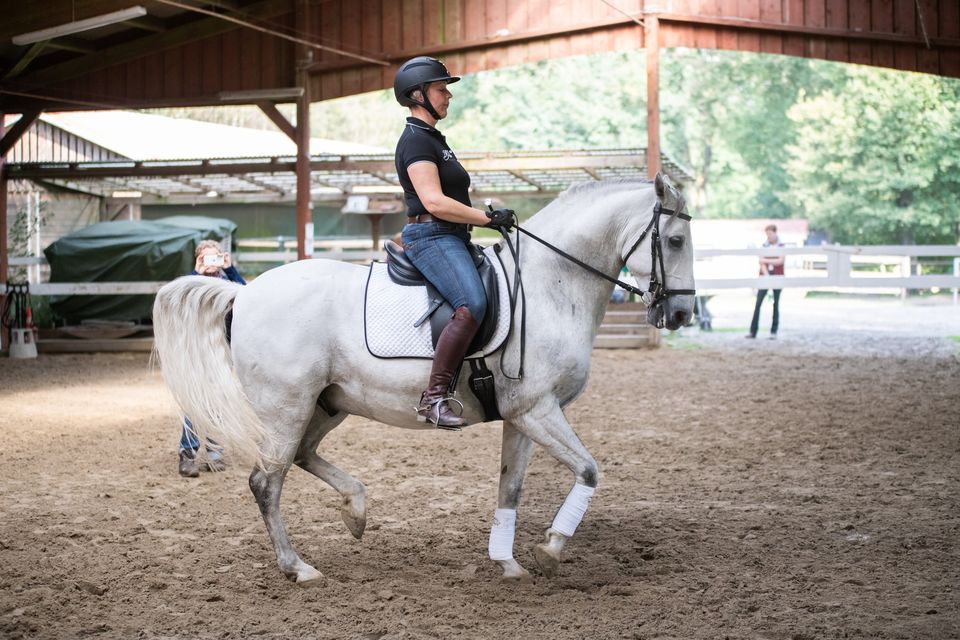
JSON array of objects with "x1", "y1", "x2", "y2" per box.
[
  {"x1": 308, "y1": 11, "x2": 960, "y2": 76},
  {"x1": 509, "y1": 171, "x2": 546, "y2": 191},
  {"x1": 256, "y1": 101, "x2": 297, "y2": 142},
  {"x1": 44, "y1": 37, "x2": 98, "y2": 55},
  {"x1": 4, "y1": 42, "x2": 47, "y2": 80},
  {"x1": 123, "y1": 15, "x2": 168, "y2": 34},
  {"x1": 198, "y1": 0, "x2": 244, "y2": 10},
  {"x1": 239, "y1": 174, "x2": 289, "y2": 196},
  {"x1": 17, "y1": 0, "x2": 292, "y2": 88},
  {"x1": 656, "y1": 12, "x2": 960, "y2": 49},
  {"x1": 0, "y1": 110, "x2": 40, "y2": 156}
]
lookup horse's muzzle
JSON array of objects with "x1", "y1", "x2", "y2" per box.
[
  {"x1": 665, "y1": 308, "x2": 689, "y2": 331},
  {"x1": 651, "y1": 298, "x2": 694, "y2": 331}
]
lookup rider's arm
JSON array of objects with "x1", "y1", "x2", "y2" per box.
[{"x1": 407, "y1": 161, "x2": 489, "y2": 225}]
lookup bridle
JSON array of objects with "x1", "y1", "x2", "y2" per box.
[
  {"x1": 493, "y1": 193, "x2": 696, "y2": 379},
  {"x1": 509, "y1": 195, "x2": 695, "y2": 322},
  {"x1": 621, "y1": 199, "x2": 697, "y2": 320}
]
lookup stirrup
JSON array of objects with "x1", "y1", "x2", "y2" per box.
[{"x1": 415, "y1": 395, "x2": 465, "y2": 431}]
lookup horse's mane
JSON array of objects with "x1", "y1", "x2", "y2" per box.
[{"x1": 557, "y1": 178, "x2": 653, "y2": 201}]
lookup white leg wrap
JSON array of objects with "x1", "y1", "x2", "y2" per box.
[
  {"x1": 488, "y1": 508, "x2": 517, "y2": 561},
  {"x1": 551, "y1": 483, "x2": 595, "y2": 538}
]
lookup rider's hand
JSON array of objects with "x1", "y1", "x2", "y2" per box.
[
  {"x1": 485, "y1": 208, "x2": 516, "y2": 230},
  {"x1": 223, "y1": 252, "x2": 232, "y2": 269}
]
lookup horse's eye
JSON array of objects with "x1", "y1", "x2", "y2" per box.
[{"x1": 668, "y1": 236, "x2": 684, "y2": 249}]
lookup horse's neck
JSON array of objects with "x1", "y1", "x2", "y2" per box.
[
  {"x1": 524, "y1": 188, "x2": 649, "y2": 272},
  {"x1": 514, "y1": 186, "x2": 653, "y2": 328}
]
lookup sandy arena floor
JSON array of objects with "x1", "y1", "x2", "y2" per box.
[{"x1": 1, "y1": 298, "x2": 958, "y2": 639}]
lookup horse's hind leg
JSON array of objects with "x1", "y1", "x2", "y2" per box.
[
  {"x1": 248, "y1": 410, "x2": 323, "y2": 584},
  {"x1": 489, "y1": 420, "x2": 535, "y2": 582},
  {"x1": 511, "y1": 401, "x2": 599, "y2": 578},
  {"x1": 294, "y1": 409, "x2": 367, "y2": 539}
]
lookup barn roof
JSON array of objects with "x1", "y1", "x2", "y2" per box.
[
  {"x1": 5, "y1": 110, "x2": 694, "y2": 202},
  {"x1": 7, "y1": 110, "x2": 387, "y2": 161}
]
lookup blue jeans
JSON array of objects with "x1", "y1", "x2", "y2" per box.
[
  {"x1": 179, "y1": 417, "x2": 223, "y2": 460},
  {"x1": 401, "y1": 222, "x2": 487, "y2": 323}
]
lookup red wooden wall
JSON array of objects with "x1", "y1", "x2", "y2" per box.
[{"x1": 1, "y1": 0, "x2": 957, "y2": 110}]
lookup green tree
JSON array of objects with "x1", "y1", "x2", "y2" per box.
[
  {"x1": 660, "y1": 49, "x2": 838, "y2": 219},
  {"x1": 785, "y1": 68, "x2": 960, "y2": 244},
  {"x1": 444, "y1": 53, "x2": 648, "y2": 151}
]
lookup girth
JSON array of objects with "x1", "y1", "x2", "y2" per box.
[{"x1": 384, "y1": 240, "x2": 500, "y2": 354}]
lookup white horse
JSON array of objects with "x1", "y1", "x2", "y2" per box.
[{"x1": 153, "y1": 174, "x2": 695, "y2": 584}]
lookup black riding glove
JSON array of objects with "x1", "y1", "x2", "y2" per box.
[{"x1": 485, "y1": 208, "x2": 516, "y2": 230}]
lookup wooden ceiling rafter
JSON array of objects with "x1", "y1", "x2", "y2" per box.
[
  {"x1": 122, "y1": 15, "x2": 169, "y2": 34},
  {"x1": 3, "y1": 42, "x2": 47, "y2": 80},
  {"x1": 43, "y1": 37, "x2": 99, "y2": 55},
  {"x1": 12, "y1": 0, "x2": 293, "y2": 89}
]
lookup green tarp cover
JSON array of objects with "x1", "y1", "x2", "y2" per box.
[
  {"x1": 43, "y1": 217, "x2": 237, "y2": 322},
  {"x1": 151, "y1": 216, "x2": 239, "y2": 245}
]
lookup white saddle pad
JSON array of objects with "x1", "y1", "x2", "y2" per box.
[{"x1": 364, "y1": 246, "x2": 512, "y2": 359}]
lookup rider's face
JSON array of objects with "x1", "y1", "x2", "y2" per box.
[{"x1": 426, "y1": 81, "x2": 452, "y2": 119}]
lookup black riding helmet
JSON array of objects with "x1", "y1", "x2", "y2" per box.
[{"x1": 394, "y1": 56, "x2": 460, "y2": 120}]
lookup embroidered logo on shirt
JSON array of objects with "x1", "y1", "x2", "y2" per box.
[{"x1": 441, "y1": 150, "x2": 455, "y2": 161}]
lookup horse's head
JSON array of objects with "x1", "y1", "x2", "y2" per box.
[{"x1": 624, "y1": 173, "x2": 696, "y2": 331}]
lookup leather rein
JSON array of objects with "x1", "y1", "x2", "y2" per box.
[
  {"x1": 492, "y1": 197, "x2": 696, "y2": 379},
  {"x1": 518, "y1": 200, "x2": 694, "y2": 310}
]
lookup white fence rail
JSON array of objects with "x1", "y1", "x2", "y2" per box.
[
  {"x1": 694, "y1": 245, "x2": 960, "y2": 291},
  {"x1": 4, "y1": 245, "x2": 960, "y2": 296}
]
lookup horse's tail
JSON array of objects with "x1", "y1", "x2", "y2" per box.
[{"x1": 152, "y1": 276, "x2": 268, "y2": 466}]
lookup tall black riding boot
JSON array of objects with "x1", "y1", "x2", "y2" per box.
[{"x1": 417, "y1": 307, "x2": 479, "y2": 429}]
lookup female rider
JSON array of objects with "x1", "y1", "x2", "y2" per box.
[{"x1": 393, "y1": 56, "x2": 514, "y2": 429}]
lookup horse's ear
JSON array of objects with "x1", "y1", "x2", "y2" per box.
[{"x1": 654, "y1": 172, "x2": 666, "y2": 199}]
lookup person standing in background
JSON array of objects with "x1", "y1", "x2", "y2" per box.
[{"x1": 746, "y1": 224, "x2": 784, "y2": 340}]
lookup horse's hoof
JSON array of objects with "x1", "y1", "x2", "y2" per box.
[
  {"x1": 534, "y1": 543, "x2": 561, "y2": 578},
  {"x1": 294, "y1": 565, "x2": 325, "y2": 585},
  {"x1": 495, "y1": 558, "x2": 533, "y2": 583},
  {"x1": 533, "y1": 528, "x2": 566, "y2": 578},
  {"x1": 341, "y1": 493, "x2": 366, "y2": 540}
]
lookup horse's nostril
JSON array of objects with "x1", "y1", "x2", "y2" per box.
[{"x1": 673, "y1": 310, "x2": 688, "y2": 325}]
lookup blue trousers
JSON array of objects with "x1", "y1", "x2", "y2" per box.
[
  {"x1": 401, "y1": 221, "x2": 486, "y2": 323},
  {"x1": 179, "y1": 417, "x2": 223, "y2": 460}
]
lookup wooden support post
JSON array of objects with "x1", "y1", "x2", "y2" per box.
[
  {"x1": 369, "y1": 213, "x2": 383, "y2": 251},
  {"x1": 295, "y1": 0, "x2": 313, "y2": 260},
  {"x1": 645, "y1": 14, "x2": 661, "y2": 179},
  {"x1": 1, "y1": 112, "x2": 8, "y2": 351},
  {"x1": 295, "y1": 92, "x2": 312, "y2": 260}
]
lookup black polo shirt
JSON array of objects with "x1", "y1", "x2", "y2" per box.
[{"x1": 395, "y1": 117, "x2": 472, "y2": 219}]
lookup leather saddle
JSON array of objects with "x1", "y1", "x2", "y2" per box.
[{"x1": 383, "y1": 240, "x2": 500, "y2": 354}]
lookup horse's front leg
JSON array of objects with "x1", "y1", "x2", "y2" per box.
[
  {"x1": 488, "y1": 420, "x2": 534, "y2": 582},
  {"x1": 510, "y1": 401, "x2": 599, "y2": 578},
  {"x1": 294, "y1": 409, "x2": 367, "y2": 540}
]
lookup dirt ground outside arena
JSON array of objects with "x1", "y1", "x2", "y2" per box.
[{"x1": 1, "y1": 295, "x2": 958, "y2": 639}]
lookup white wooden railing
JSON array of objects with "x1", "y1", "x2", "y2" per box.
[{"x1": 693, "y1": 245, "x2": 960, "y2": 292}]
